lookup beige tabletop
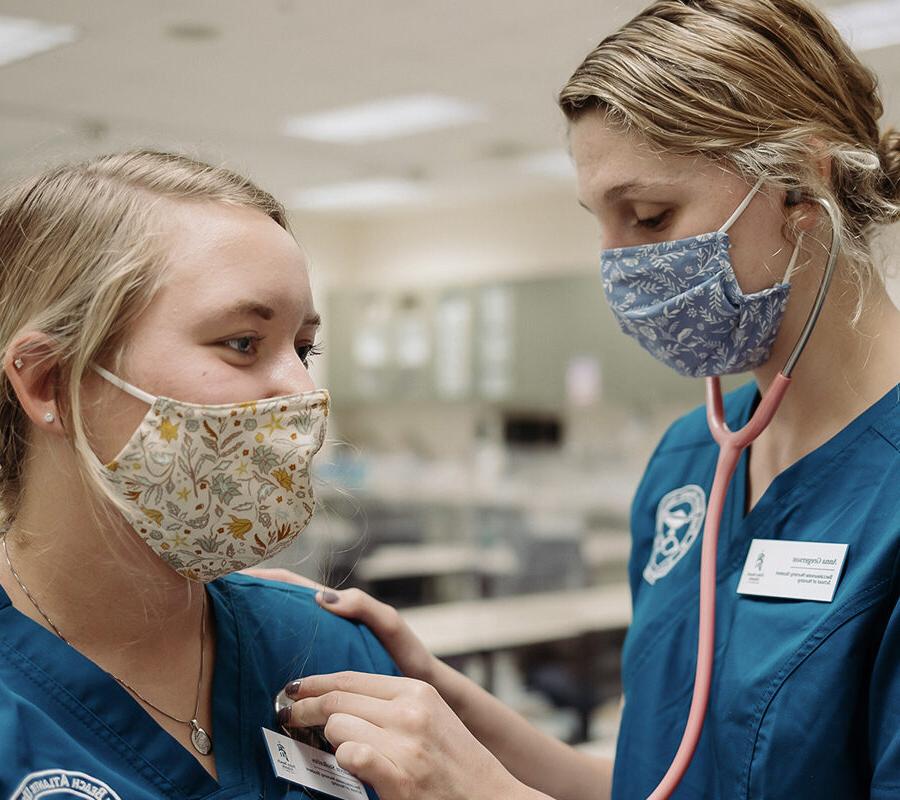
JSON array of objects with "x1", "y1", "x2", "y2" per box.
[
  {"x1": 357, "y1": 543, "x2": 519, "y2": 582},
  {"x1": 401, "y1": 583, "x2": 632, "y2": 658}
]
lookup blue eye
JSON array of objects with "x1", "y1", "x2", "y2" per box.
[
  {"x1": 224, "y1": 336, "x2": 259, "y2": 355},
  {"x1": 222, "y1": 336, "x2": 322, "y2": 366}
]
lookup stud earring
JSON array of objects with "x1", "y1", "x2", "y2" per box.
[
  {"x1": 43, "y1": 412, "x2": 55, "y2": 424},
  {"x1": 13, "y1": 358, "x2": 23, "y2": 370}
]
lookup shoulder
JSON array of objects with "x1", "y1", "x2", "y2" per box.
[
  {"x1": 213, "y1": 570, "x2": 323, "y2": 616},
  {"x1": 209, "y1": 573, "x2": 401, "y2": 677}
]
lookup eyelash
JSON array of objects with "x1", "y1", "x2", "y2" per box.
[
  {"x1": 296, "y1": 342, "x2": 324, "y2": 366},
  {"x1": 223, "y1": 336, "x2": 324, "y2": 367},
  {"x1": 636, "y1": 210, "x2": 671, "y2": 230}
]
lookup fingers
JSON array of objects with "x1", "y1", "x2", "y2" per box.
[
  {"x1": 324, "y1": 717, "x2": 409, "y2": 797},
  {"x1": 334, "y1": 740, "x2": 407, "y2": 798},
  {"x1": 315, "y1": 587, "x2": 405, "y2": 641},
  {"x1": 288, "y1": 671, "x2": 421, "y2": 702},
  {"x1": 240, "y1": 567, "x2": 322, "y2": 590},
  {"x1": 283, "y1": 690, "x2": 394, "y2": 730}
]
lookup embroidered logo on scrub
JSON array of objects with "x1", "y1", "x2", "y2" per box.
[
  {"x1": 643, "y1": 484, "x2": 707, "y2": 585},
  {"x1": 10, "y1": 769, "x2": 122, "y2": 800}
]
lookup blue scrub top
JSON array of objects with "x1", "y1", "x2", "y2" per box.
[
  {"x1": 612, "y1": 381, "x2": 900, "y2": 799},
  {"x1": 0, "y1": 573, "x2": 400, "y2": 799}
]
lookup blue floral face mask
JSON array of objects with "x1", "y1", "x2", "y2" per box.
[{"x1": 600, "y1": 177, "x2": 803, "y2": 377}]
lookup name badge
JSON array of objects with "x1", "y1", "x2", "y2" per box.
[
  {"x1": 262, "y1": 728, "x2": 367, "y2": 799},
  {"x1": 737, "y1": 538, "x2": 848, "y2": 602}
]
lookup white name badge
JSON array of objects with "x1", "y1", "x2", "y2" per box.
[
  {"x1": 262, "y1": 728, "x2": 367, "y2": 800},
  {"x1": 737, "y1": 538, "x2": 849, "y2": 602}
]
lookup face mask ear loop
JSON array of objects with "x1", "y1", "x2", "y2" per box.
[
  {"x1": 781, "y1": 230, "x2": 805, "y2": 285},
  {"x1": 91, "y1": 364, "x2": 158, "y2": 406},
  {"x1": 718, "y1": 176, "x2": 767, "y2": 235}
]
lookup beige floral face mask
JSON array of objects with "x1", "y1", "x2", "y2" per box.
[{"x1": 92, "y1": 365, "x2": 329, "y2": 582}]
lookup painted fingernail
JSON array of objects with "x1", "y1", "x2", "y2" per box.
[
  {"x1": 277, "y1": 706, "x2": 292, "y2": 728},
  {"x1": 285, "y1": 679, "x2": 302, "y2": 699},
  {"x1": 321, "y1": 590, "x2": 340, "y2": 604}
]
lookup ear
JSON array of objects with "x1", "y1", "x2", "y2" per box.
[
  {"x1": 785, "y1": 142, "x2": 834, "y2": 233},
  {"x1": 4, "y1": 333, "x2": 65, "y2": 435},
  {"x1": 783, "y1": 191, "x2": 820, "y2": 235}
]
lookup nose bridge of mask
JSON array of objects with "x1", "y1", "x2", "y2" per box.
[{"x1": 91, "y1": 364, "x2": 158, "y2": 405}]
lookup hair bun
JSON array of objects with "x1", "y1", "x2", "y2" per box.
[{"x1": 877, "y1": 127, "x2": 900, "y2": 210}]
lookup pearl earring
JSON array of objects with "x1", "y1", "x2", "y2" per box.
[
  {"x1": 13, "y1": 358, "x2": 23, "y2": 370},
  {"x1": 43, "y1": 412, "x2": 55, "y2": 424}
]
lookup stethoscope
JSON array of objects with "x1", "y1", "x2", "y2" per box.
[{"x1": 647, "y1": 196, "x2": 842, "y2": 800}]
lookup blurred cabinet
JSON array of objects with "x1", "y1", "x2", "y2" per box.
[{"x1": 325, "y1": 271, "x2": 709, "y2": 412}]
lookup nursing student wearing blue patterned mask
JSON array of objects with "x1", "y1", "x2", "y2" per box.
[
  {"x1": 257, "y1": 2, "x2": 900, "y2": 800},
  {"x1": 599, "y1": 175, "x2": 804, "y2": 377}
]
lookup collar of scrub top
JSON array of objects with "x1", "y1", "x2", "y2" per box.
[{"x1": 647, "y1": 193, "x2": 842, "y2": 800}]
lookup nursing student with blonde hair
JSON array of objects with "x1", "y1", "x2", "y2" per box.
[
  {"x1": 265, "y1": 1, "x2": 900, "y2": 798},
  {"x1": 0, "y1": 151, "x2": 400, "y2": 798}
]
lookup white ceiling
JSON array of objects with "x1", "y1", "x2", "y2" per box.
[{"x1": 1, "y1": 0, "x2": 898, "y2": 213}]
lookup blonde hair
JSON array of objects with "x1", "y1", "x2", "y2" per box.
[
  {"x1": 0, "y1": 149, "x2": 289, "y2": 526},
  {"x1": 559, "y1": 0, "x2": 900, "y2": 312}
]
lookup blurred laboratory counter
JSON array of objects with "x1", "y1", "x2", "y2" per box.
[
  {"x1": 402, "y1": 582, "x2": 631, "y2": 659},
  {"x1": 261, "y1": 452, "x2": 642, "y2": 745}
]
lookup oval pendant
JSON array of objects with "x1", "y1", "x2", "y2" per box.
[{"x1": 190, "y1": 719, "x2": 213, "y2": 755}]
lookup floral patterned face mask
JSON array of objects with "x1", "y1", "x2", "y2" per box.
[
  {"x1": 600, "y1": 177, "x2": 804, "y2": 377},
  {"x1": 91, "y1": 365, "x2": 329, "y2": 582}
]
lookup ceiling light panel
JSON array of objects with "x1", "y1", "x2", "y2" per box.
[
  {"x1": 0, "y1": 15, "x2": 77, "y2": 68},
  {"x1": 289, "y1": 179, "x2": 429, "y2": 211},
  {"x1": 283, "y1": 94, "x2": 484, "y2": 144}
]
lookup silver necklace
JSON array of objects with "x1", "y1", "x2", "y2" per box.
[{"x1": 1, "y1": 535, "x2": 213, "y2": 755}]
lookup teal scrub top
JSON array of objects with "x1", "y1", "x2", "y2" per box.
[
  {"x1": 0, "y1": 573, "x2": 400, "y2": 799},
  {"x1": 612, "y1": 382, "x2": 900, "y2": 799}
]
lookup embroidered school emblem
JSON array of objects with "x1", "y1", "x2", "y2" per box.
[
  {"x1": 643, "y1": 484, "x2": 707, "y2": 585},
  {"x1": 10, "y1": 769, "x2": 123, "y2": 800}
]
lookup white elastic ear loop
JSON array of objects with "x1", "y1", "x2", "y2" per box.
[
  {"x1": 782, "y1": 231, "x2": 805, "y2": 285},
  {"x1": 719, "y1": 176, "x2": 767, "y2": 234},
  {"x1": 91, "y1": 364, "x2": 157, "y2": 405}
]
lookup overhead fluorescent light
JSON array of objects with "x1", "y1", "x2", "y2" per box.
[
  {"x1": 283, "y1": 94, "x2": 483, "y2": 143},
  {"x1": 520, "y1": 149, "x2": 576, "y2": 179},
  {"x1": 289, "y1": 179, "x2": 430, "y2": 211},
  {"x1": 828, "y1": 0, "x2": 900, "y2": 52},
  {"x1": 0, "y1": 15, "x2": 78, "y2": 68}
]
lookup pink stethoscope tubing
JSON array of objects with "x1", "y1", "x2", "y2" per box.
[{"x1": 645, "y1": 196, "x2": 840, "y2": 800}]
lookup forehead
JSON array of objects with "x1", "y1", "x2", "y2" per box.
[
  {"x1": 568, "y1": 113, "x2": 715, "y2": 203},
  {"x1": 155, "y1": 200, "x2": 313, "y2": 319}
]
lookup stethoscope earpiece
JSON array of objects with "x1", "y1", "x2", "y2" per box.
[{"x1": 785, "y1": 188, "x2": 804, "y2": 206}]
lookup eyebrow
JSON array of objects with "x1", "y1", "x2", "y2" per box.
[
  {"x1": 606, "y1": 180, "x2": 678, "y2": 201},
  {"x1": 579, "y1": 179, "x2": 679, "y2": 210},
  {"x1": 212, "y1": 300, "x2": 321, "y2": 327}
]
